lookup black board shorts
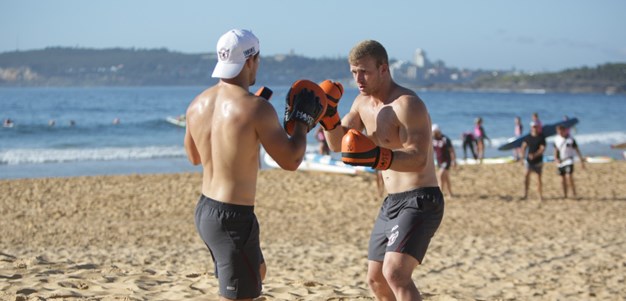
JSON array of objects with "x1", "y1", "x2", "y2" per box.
[
  {"x1": 525, "y1": 161, "x2": 544, "y2": 174},
  {"x1": 558, "y1": 164, "x2": 574, "y2": 175},
  {"x1": 194, "y1": 195, "x2": 264, "y2": 299},
  {"x1": 368, "y1": 187, "x2": 444, "y2": 264}
]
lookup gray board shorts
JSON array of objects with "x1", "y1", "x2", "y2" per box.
[
  {"x1": 195, "y1": 195, "x2": 264, "y2": 299},
  {"x1": 368, "y1": 186, "x2": 444, "y2": 264}
]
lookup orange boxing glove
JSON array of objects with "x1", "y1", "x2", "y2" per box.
[
  {"x1": 318, "y1": 80, "x2": 344, "y2": 131},
  {"x1": 254, "y1": 86, "x2": 273, "y2": 100},
  {"x1": 284, "y1": 80, "x2": 327, "y2": 135},
  {"x1": 341, "y1": 129, "x2": 393, "y2": 170}
]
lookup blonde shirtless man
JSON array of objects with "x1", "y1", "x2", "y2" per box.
[
  {"x1": 185, "y1": 29, "x2": 324, "y2": 301},
  {"x1": 322, "y1": 40, "x2": 444, "y2": 301}
]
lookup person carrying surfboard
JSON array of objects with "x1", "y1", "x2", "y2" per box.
[{"x1": 520, "y1": 121, "x2": 546, "y2": 201}]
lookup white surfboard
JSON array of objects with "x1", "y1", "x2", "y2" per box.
[
  {"x1": 264, "y1": 152, "x2": 375, "y2": 175},
  {"x1": 456, "y1": 156, "x2": 516, "y2": 165},
  {"x1": 584, "y1": 156, "x2": 614, "y2": 164},
  {"x1": 165, "y1": 116, "x2": 186, "y2": 128}
]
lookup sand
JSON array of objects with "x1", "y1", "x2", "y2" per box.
[{"x1": 1, "y1": 161, "x2": 625, "y2": 300}]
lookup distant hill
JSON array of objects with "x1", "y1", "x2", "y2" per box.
[
  {"x1": 1, "y1": 47, "x2": 624, "y2": 94},
  {"x1": 468, "y1": 63, "x2": 626, "y2": 95},
  {"x1": 0, "y1": 47, "x2": 350, "y2": 87}
]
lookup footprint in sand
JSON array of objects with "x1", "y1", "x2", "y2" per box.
[
  {"x1": 58, "y1": 280, "x2": 89, "y2": 290},
  {"x1": 0, "y1": 274, "x2": 22, "y2": 280}
]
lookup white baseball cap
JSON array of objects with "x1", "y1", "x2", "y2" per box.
[
  {"x1": 431, "y1": 123, "x2": 440, "y2": 132},
  {"x1": 211, "y1": 29, "x2": 259, "y2": 79}
]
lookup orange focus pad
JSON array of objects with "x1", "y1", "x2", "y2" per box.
[
  {"x1": 284, "y1": 79, "x2": 328, "y2": 135},
  {"x1": 341, "y1": 129, "x2": 393, "y2": 170},
  {"x1": 254, "y1": 86, "x2": 273, "y2": 100}
]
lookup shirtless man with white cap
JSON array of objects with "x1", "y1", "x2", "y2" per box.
[{"x1": 185, "y1": 29, "x2": 325, "y2": 300}]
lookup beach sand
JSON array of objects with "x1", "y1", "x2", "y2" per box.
[{"x1": 1, "y1": 161, "x2": 625, "y2": 300}]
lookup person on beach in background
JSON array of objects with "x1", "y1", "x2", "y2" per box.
[
  {"x1": 531, "y1": 112, "x2": 543, "y2": 135},
  {"x1": 610, "y1": 142, "x2": 626, "y2": 160},
  {"x1": 473, "y1": 117, "x2": 491, "y2": 163},
  {"x1": 554, "y1": 125, "x2": 585, "y2": 199},
  {"x1": 315, "y1": 125, "x2": 330, "y2": 155},
  {"x1": 520, "y1": 121, "x2": 546, "y2": 201},
  {"x1": 322, "y1": 40, "x2": 444, "y2": 301},
  {"x1": 432, "y1": 124, "x2": 456, "y2": 198},
  {"x1": 513, "y1": 116, "x2": 523, "y2": 161},
  {"x1": 461, "y1": 131, "x2": 477, "y2": 160},
  {"x1": 185, "y1": 29, "x2": 325, "y2": 301}
]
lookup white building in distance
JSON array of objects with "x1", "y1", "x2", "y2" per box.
[{"x1": 414, "y1": 48, "x2": 426, "y2": 68}]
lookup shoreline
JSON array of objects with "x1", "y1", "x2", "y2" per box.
[
  {"x1": 2, "y1": 162, "x2": 625, "y2": 300},
  {"x1": 1, "y1": 152, "x2": 623, "y2": 180}
]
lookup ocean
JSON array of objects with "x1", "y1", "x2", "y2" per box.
[{"x1": 1, "y1": 86, "x2": 625, "y2": 179}]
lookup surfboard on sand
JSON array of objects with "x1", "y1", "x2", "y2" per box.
[
  {"x1": 497, "y1": 117, "x2": 579, "y2": 151},
  {"x1": 457, "y1": 156, "x2": 516, "y2": 165},
  {"x1": 165, "y1": 116, "x2": 186, "y2": 128},
  {"x1": 264, "y1": 152, "x2": 375, "y2": 175},
  {"x1": 543, "y1": 155, "x2": 614, "y2": 164},
  {"x1": 584, "y1": 156, "x2": 614, "y2": 164},
  {"x1": 265, "y1": 153, "x2": 522, "y2": 175}
]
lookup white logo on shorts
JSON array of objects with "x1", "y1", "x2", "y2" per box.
[{"x1": 387, "y1": 225, "x2": 399, "y2": 246}]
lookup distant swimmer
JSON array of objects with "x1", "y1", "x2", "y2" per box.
[
  {"x1": 49, "y1": 119, "x2": 56, "y2": 127},
  {"x1": 112, "y1": 118, "x2": 120, "y2": 125},
  {"x1": 186, "y1": 29, "x2": 325, "y2": 300},
  {"x1": 3, "y1": 118, "x2": 14, "y2": 128}
]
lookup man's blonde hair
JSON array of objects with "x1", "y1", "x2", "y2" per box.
[{"x1": 348, "y1": 40, "x2": 389, "y2": 67}]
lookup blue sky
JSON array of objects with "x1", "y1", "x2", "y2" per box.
[{"x1": 1, "y1": 0, "x2": 624, "y2": 72}]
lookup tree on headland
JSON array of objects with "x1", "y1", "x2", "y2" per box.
[{"x1": 0, "y1": 47, "x2": 624, "y2": 94}]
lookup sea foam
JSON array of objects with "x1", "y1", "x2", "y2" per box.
[{"x1": 0, "y1": 146, "x2": 186, "y2": 165}]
